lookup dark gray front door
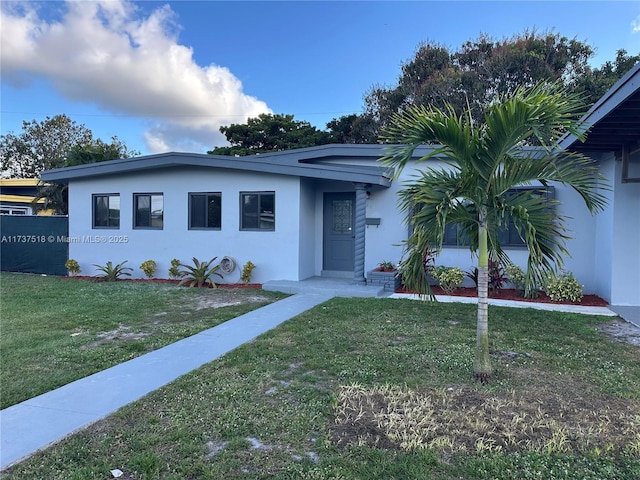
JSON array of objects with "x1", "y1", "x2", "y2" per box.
[{"x1": 323, "y1": 192, "x2": 355, "y2": 271}]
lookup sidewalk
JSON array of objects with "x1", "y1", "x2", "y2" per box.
[{"x1": 0, "y1": 293, "x2": 333, "y2": 470}]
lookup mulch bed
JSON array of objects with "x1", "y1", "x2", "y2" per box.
[
  {"x1": 60, "y1": 276, "x2": 262, "y2": 289},
  {"x1": 395, "y1": 286, "x2": 608, "y2": 307}
]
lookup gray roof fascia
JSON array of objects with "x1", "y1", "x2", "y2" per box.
[
  {"x1": 559, "y1": 62, "x2": 640, "y2": 150},
  {"x1": 40, "y1": 151, "x2": 391, "y2": 187},
  {"x1": 243, "y1": 143, "x2": 442, "y2": 164}
]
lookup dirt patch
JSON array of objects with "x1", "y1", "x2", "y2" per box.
[
  {"x1": 81, "y1": 325, "x2": 149, "y2": 349},
  {"x1": 330, "y1": 383, "x2": 640, "y2": 456},
  {"x1": 193, "y1": 292, "x2": 274, "y2": 310},
  {"x1": 595, "y1": 319, "x2": 640, "y2": 347},
  {"x1": 396, "y1": 286, "x2": 608, "y2": 307}
]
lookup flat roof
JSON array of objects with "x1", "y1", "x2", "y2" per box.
[{"x1": 40, "y1": 144, "x2": 432, "y2": 187}]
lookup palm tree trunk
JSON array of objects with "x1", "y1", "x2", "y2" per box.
[{"x1": 474, "y1": 213, "x2": 492, "y2": 383}]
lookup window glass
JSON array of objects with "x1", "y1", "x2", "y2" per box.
[
  {"x1": 134, "y1": 193, "x2": 162, "y2": 229},
  {"x1": 93, "y1": 194, "x2": 120, "y2": 228},
  {"x1": 189, "y1": 193, "x2": 221, "y2": 229},
  {"x1": 240, "y1": 192, "x2": 274, "y2": 231},
  {"x1": 437, "y1": 187, "x2": 553, "y2": 248}
]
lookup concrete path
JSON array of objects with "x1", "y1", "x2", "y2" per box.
[{"x1": 0, "y1": 293, "x2": 332, "y2": 470}]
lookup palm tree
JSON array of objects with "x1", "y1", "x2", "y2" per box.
[{"x1": 381, "y1": 83, "x2": 608, "y2": 383}]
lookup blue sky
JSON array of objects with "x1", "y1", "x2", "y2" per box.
[{"x1": 1, "y1": 1, "x2": 639, "y2": 156}]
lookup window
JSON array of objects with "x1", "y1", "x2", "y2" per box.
[
  {"x1": 240, "y1": 192, "x2": 275, "y2": 231},
  {"x1": 134, "y1": 193, "x2": 163, "y2": 229},
  {"x1": 92, "y1": 194, "x2": 120, "y2": 228},
  {"x1": 0, "y1": 206, "x2": 30, "y2": 215},
  {"x1": 440, "y1": 187, "x2": 554, "y2": 248},
  {"x1": 189, "y1": 192, "x2": 221, "y2": 229}
]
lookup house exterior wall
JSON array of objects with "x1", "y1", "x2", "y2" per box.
[
  {"x1": 67, "y1": 167, "x2": 303, "y2": 283},
  {"x1": 593, "y1": 153, "x2": 615, "y2": 302},
  {"x1": 298, "y1": 178, "x2": 317, "y2": 279},
  {"x1": 61, "y1": 148, "x2": 634, "y2": 304},
  {"x1": 361, "y1": 159, "x2": 603, "y2": 294},
  {"x1": 610, "y1": 152, "x2": 640, "y2": 305}
]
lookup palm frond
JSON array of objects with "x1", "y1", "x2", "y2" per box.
[{"x1": 380, "y1": 104, "x2": 478, "y2": 177}]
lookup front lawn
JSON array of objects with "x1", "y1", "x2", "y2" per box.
[
  {"x1": 0, "y1": 272, "x2": 285, "y2": 409},
  {"x1": 2, "y1": 295, "x2": 638, "y2": 479}
]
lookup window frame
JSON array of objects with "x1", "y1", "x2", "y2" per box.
[
  {"x1": 239, "y1": 191, "x2": 275, "y2": 231},
  {"x1": 188, "y1": 192, "x2": 222, "y2": 230},
  {"x1": 133, "y1": 193, "x2": 164, "y2": 230},
  {"x1": 92, "y1": 193, "x2": 120, "y2": 229}
]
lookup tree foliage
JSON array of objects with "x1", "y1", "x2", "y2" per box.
[
  {"x1": 206, "y1": 32, "x2": 637, "y2": 153},
  {"x1": 573, "y1": 49, "x2": 640, "y2": 106},
  {"x1": 336, "y1": 32, "x2": 637, "y2": 142},
  {"x1": 381, "y1": 83, "x2": 608, "y2": 381},
  {"x1": 365, "y1": 31, "x2": 597, "y2": 136},
  {"x1": 30, "y1": 139, "x2": 136, "y2": 215},
  {"x1": 0, "y1": 114, "x2": 138, "y2": 178},
  {"x1": 1, "y1": 115, "x2": 93, "y2": 178},
  {"x1": 208, "y1": 113, "x2": 333, "y2": 156}
]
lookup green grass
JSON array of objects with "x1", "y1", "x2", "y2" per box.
[
  {"x1": 0, "y1": 272, "x2": 285, "y2": 409},
  {"x1": 2, "y1": 293, "x2": 639, "y2": 479}
]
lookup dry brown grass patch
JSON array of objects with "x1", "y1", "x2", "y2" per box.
[{"x1": 331, "y1": 384, "x2": 640, "y2": 456}]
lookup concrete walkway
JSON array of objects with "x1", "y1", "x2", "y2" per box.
[{"x1": 0, "y1": 293, "x2": 332, "y2": 470}]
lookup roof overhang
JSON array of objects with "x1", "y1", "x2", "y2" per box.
[
  {"x1": 40, "y1": 147, "x2": 394, "y2": 187},
  {"x1": 560, "y1": 62, "x2": 640, "y2": 154}
]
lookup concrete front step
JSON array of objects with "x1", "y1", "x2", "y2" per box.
[{"x1": 263, "y1": 278, "x2": 388, "y2": 297}]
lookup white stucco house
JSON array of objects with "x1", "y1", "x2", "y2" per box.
[{"x1": 41, "y1": 64, "x2": 639, "y2": 308}]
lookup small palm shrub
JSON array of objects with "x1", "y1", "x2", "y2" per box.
[
  {"x1": 240, "y1": 261, "x2": 256, "y2": 285},
  {"x1": 432, "y1": 266, "x2": 464, "y2": 294},
  {"x1": 168, "y1": 259, "x2": 181, "y2": 279},
  {"x1": 545, "y1": 271, "x2": 584, "y2": 303},
  {"x1": 139, "y1": 260, "x2": 157, "y2": 279},
  {"x1": 65, "y1": 259, "x2": 81, "y2": 276},
  {"x1": 178, "y1": 257, "x2": 223, "y2": 288},
  {"x1": 93, "y1": 260, "x2": 133, "y2": 282}
]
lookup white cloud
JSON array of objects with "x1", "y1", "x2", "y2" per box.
[
  {"x1": 0, "y1": 0, "x2": 271, "y2": 153},
  {"x1": 633, "y1": 14, "x2": 640, "y2": 33}
]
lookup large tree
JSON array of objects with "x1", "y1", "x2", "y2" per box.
[
  {"x1": 381, "y1": 83, "x2": 607, "y2": 382},
  {"x1": 573, "y1": 49, "x2": 640, "y2": 106},
  {"x1": 0, "y1": 115, "x2": 93, "y2": 178},
  {"x1": 366, "y1": 32, "x2": 595, "y2": 136},
  {"x1": 208, "y1": 113, "x2": 333, "y2": 155},
  {"x1": 31, "y1": 137, "x2": 137, "y2": 215}
]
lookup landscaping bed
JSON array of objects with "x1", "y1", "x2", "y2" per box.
[
  {"x1": 60, "y1": 275, "x2": 262, "y2": 289},
  {"x1": 396, "y1": 286, "x2": 608, "y2": 306}
]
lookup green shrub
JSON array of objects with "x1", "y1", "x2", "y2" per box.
[
  {"x1": 240, "y1": 260, "x2": 256, "y2": 285},
  {"x1": 168, "y1": 259, "x2": 181, "y2": 279},
  {"x1": 178, "y1": 257, "x2": 223, "y2": 288},
  {"x1": 139, "y1": 260, "x2": 157, "y2": 279},
  {"x1": 432, "y1": 266, "x2": 464, "y2": 294},
  {"x1": 93, "y1": 260, "x2": 133, "y2": 282},
  {"x1": 64, "y1": 259, "x2": 81, "y2": 276},
  {"x1": 545, "y1": 272, "x2": 584, "y2": 303},
  {"x1": 505, "y1": 264, "x2": 526, "y2": 291}
]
